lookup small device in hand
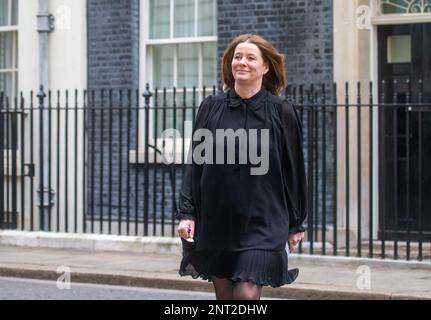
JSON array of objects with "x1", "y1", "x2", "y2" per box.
[{"x1": 186, "y1": 226, "x2": 194, "y2": 242}]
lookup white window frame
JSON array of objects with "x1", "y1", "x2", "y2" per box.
[
  {"x1": 0, "y1": 0, "x2": 18, "y2": 100},
  {"x1": 1, "y1": 0, "x2": 19, "y2": 156},
  {"x1": 144, "y1": 0, "x2": 217, "y2": 92},
  {"x1": 373, "y1": 0, "x2": 431, "y2": 24},
  {"x1": 135, "y1": 0, "x2": 217, "y2": 164}
]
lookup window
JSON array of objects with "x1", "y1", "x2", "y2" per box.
[
  {"x1": 0, "y1": 0, "x2": 18, "y2": 99},
  {"x1": 378, "y1": 0, "x2": 431, "y2": 14},
  {"x1": 147, "y1": 0, "x2": 217, "y2": 91},
  {"x1": 0, "y1": 0, "x2": 18, "y2": 150},
  {"x1": 141, "y1": 0, "x2": 217, "y2": 161},
  {"x1": 387, "y1": 35, "x2": 411, "y2": 63}
]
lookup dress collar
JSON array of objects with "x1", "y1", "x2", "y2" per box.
[{"x1": 228, "y1": 87, "x2": 267, "y2": 110}]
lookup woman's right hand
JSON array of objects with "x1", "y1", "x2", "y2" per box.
[{"x1": 177, "y1": 219, "x2": 195, "y2": 240}]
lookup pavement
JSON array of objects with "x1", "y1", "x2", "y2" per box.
[{"x1": 0, "y1": 235, "x2": 431, "y2": 300}]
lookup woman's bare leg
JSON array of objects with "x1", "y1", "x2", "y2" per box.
[
  {"x1": 211, "y1": 276, "x2": 234, "y2": 300},
  {"x1": 232, "y1": 281, "x2": 262, "y2": 300}
]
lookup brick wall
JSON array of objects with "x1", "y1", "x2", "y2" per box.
[
  {"x1": 217, "y1": 0, "x2": 333, "y2": 87},
  {"x1": 87, "y1": 0, "x2": 144, "y2": 231},
  {"x1": 87, "y1": 0, "x2": 140, "y2": 90}
]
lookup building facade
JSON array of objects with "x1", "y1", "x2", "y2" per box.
[{"x1": 1, "y1": 0, "x2": 431, "y2": 258}]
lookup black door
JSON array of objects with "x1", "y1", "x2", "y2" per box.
[{"x1": 378, "y1": 23, "x2": 431, "y2": 241}]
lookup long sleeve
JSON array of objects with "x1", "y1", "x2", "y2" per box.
[
  {"x1": 281, "y1": 99, "x2": 308, "y2": 234},
  {"x1": 175, "y1": 96, "x2": 213, "y2": 221},
  {"x1": 176, "y1": 164, "x2": 196, "y2": 221}
]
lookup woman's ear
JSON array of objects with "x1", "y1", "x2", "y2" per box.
[{"x1": 263, "y1": 63, "x2": 269, "y2": 75}]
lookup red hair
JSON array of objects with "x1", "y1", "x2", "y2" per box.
[{"x1": 221, "y1": 34, "x2": 286, "y2": 96}]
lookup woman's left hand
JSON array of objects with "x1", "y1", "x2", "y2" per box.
[{"x1": 288, "y1": 232, "x2": 305, "y2": 253}]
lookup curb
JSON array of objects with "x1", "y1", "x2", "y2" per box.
[
  {"x1": 0, "y1": 265, "x2": 428, "y2": 300},
  {"x1": 0, "y1": 230, "x2": 182, "y2": 255},
  {"x1": 1, "y1": 231, "x2": 431, "y2": 270},
  {"x1": 291, "y1": 254, "x2": 431, "y2": 270}
]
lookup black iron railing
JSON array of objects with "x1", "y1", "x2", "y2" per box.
[{"x1": 0, "y1": 81, "x2": 430, "y2": 261}]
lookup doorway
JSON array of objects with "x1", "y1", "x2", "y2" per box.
[{"x1": 378, "y1": 23, "x2": 431, "y2": 241}]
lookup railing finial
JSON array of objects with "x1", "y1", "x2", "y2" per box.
[
  {"x1": 142, "y1": 83, "x2": 153, "y2": 106},
  {"x1": 37, "y1": 85, "x2": 46, "y2": 105}
]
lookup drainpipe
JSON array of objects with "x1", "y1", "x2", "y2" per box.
[{"x1": 37, "y1": 0, "x2": 54, "y2": 231}]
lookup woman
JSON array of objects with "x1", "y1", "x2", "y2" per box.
[{"x1": 176, "y1": 34, "x2": 307, "y2": 300}]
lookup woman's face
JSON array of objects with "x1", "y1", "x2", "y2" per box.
[{"x1": 231, "y1": 42, "x2": 269, "y2": 86}]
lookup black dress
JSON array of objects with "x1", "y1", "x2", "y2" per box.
[{"x1": 176, "y1": 87, "x2": 307, "y2": 288}]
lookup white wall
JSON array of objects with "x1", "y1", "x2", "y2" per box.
[
  {"x1": 17, "y1": 0, "x2": 87, "y2": 232},
  {"x1": 19, "y1": 0, "x2": 87, "y2": 92},
  {"x1": 17, "y1": 0, "x2": 38, "y2": 93},
  {"x1": 332, "y1": 0, "x2": 377, "y2": 245}
]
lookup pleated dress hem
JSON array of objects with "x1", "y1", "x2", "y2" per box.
[{"x1": 178, "y1": 243, "x2": 299, "y2": 288}]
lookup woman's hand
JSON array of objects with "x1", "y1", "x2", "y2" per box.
[
  {"x1": 288, "y1": 232, "x2": 305, "y2": 253},
  {"x1": 177, "y1": 219, "x2": 195, "y2": 240}
]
